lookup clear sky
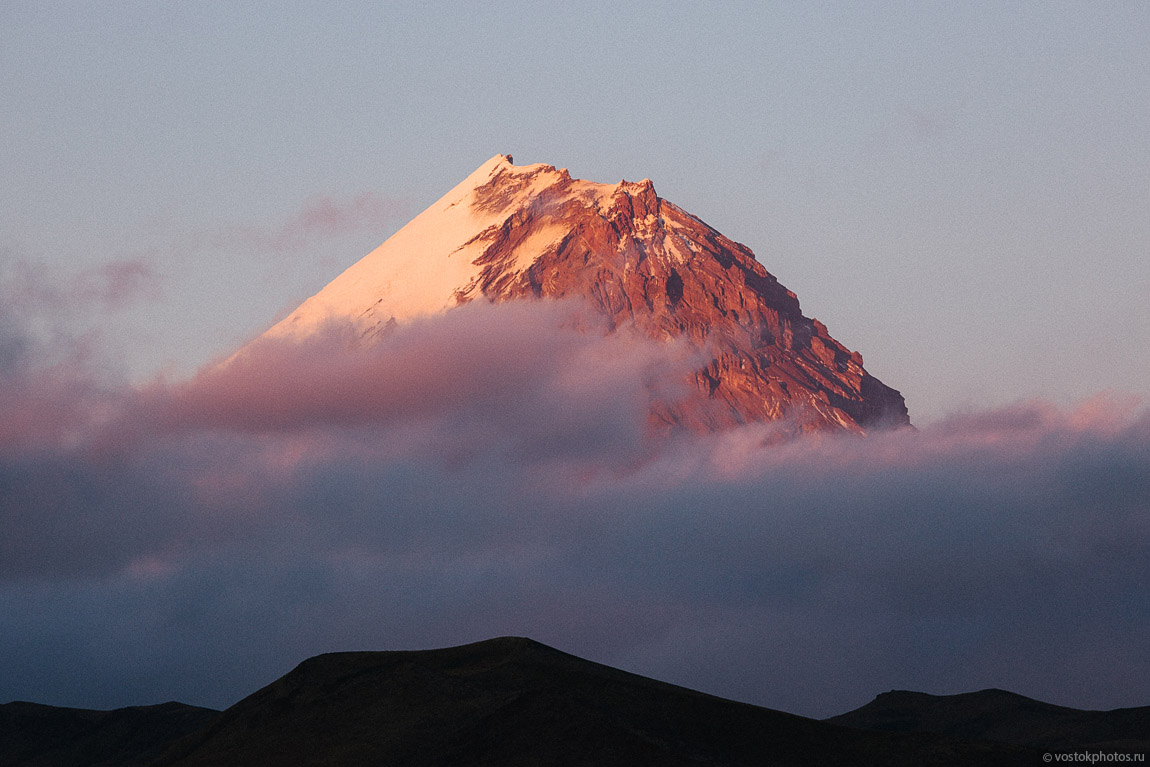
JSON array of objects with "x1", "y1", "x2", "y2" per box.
[
  {"x1": 3, "y1": 1, "x2": 1148, "y2": 422},
  {"x1": 2, "y1": 2, "x2": 1149, "y2": 721}
]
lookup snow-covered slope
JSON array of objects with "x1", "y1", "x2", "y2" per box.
[{"x1": 264, "y1": 154, "x2": 623, "y2": 339}]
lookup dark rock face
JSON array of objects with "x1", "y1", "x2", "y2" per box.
[{"x1": 460, "y1": 163, "x2": 910, "y2": 434}]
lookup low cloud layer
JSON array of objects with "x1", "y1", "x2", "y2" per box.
[{"x1": 1, "y1": 295, "x2": 1147, "y2": 719}]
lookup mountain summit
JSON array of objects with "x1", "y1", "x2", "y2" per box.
[{"x1": 261, "y1": 154, "x2": 909, "y2": 433}]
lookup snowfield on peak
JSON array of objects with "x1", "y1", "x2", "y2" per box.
[{"x1": 262, "y1": 154, "x2": 628, "y2": 340}]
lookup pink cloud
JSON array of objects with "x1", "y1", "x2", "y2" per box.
[
  {"x1": 0, "y1": 258, "x2": 152, "y2": 452},
  {"x1": 74, "y1": 257, "x2": 162, "y2": 309},
  {"x1": 270, "y1": 193, "x2": 412, "y2": 251},
  {"x1": 1, "y1": 257, "x2": 161, "y2": 318},
  {"x1": 128, "y1": 300, "x2": 698, "y2": 470},
  {"x1": 0, "y1": 368, "x2": 112, "y2": 453},
  {"x1": 189, "y1": 192, "x2": 412, "y2": 256}
]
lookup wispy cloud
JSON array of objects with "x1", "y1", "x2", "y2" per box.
[
  {"x1": 188, "y1": 192, "x2": 412, "y2": 256},
  {"x1": 1, "y1": 257, "x2": 161, "y2": 318},
  {"x1": 0, "y1": 258, "x2": 160, "y2": 447}
]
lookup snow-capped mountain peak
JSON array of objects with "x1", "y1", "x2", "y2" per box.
[{"x1": 255, "y1": 155, "x2": 910, "y2": 433}]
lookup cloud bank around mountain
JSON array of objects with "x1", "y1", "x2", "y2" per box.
[{"x1": 0, "y1": 286, "x2": 1147, "y2": 718}]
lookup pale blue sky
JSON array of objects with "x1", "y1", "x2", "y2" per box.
[{"x1": 3, "y1": 1, "x2": 1148, "y2": 422}]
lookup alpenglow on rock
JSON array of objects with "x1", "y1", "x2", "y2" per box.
[{"x1": 262, "y1": 155, "x2": 910, "y2": 433}]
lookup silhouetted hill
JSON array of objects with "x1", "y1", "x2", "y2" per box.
[
  {"x1": 152, "y1": 637, "x2": 1029, "y2": 766},
  {"x1": 0, "y1": 700, "x2": 217, "y2": 767},
  {"x1": 34, "y1": 640, "x2": 1150, "y2": 765},
  {"x1": 828, "y1": 688, "x2": 1150, "y2": 752}
]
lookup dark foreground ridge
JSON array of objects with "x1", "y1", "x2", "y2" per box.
[
  {"x1": 828, "y1": 688, "x2": 1150, "y2": 753},
  {"x1": 11, "y1": 636, "x2": 1144, "y2": 766},
  {"x1": 150, "y1": 637, "x2": 1027, "y2": 766},
  {"x1": 0, "y1": 700, "x2": 217, "y2": 766}
]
